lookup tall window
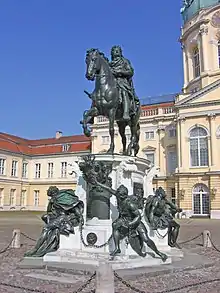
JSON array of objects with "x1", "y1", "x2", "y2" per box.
[
  {"x1": 0, "y1": 159, "x2": 5, "y2": 175},
  {"x1": 61, "y1": 162, "x2": 67, "y2": 178},
  {"x1": 34, "y1": 190, "x2": 40, "y2": 206},
  {"x1": 167, "y1": 150, "x2": 177, "y2": 173},
  {"x1": 48, "y1": 162, "x2": 54, "y2": 178},
  {"x1": 11, "y1": 160, "x2": 18, "y2": 177},
  {"x1": 169, "y1": 128, "x2": 176, "y2": 138},
  {"x1": 218, "y1": 41, "x2": 220, "y2": 67},
  {"x1": 22, "y1": 162, "x2": 28, "y2": 178},
  {"x1": 9, "y1": 189, "x2": 16, "y2": 206},
  {"x1": 35, "y1": 163, "x2": 41, "y2": 178},
  {"x1": 20, "y1": 190, "x2": 26, "y2": 206},
  {"x1": 190, "y1": 127, "x2": 208, "y2": 167},
  {"x1": 145, "y1": 152, "x2": 155, "y2": 165},
  {"x1": 171, "y1": 188, "x2": 176, "y2": 205},
  {"x1": 193, "y1": 184, "x2": 210, "y2": 215},
  {"x1": 0, "y1": 188, "x2": 3, "y2": 206},
  {"x1": 193, "y1": 47, "x2": 200, "y2": 78}
]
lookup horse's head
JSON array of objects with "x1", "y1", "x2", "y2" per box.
[
  {"x1": 85, "y1": 48, "x2": 109, "y2": 81},
  {"x1": 85, "y1": 48, "x2": 100, "y2": 81}
]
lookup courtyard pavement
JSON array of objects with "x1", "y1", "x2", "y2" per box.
[{"x1": 0, "y1": 212, "x2": 220, "y2": 292}]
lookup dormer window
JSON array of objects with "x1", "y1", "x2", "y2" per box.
[{"x1": 62, "y1": 144, "x2": 70, "y2": 152}]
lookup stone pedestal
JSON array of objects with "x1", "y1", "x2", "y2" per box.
[{"x1": 44, "y1": 154, "x2": 182, "y2": 269}]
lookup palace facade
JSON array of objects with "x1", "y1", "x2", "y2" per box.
[
  {"x1": 0, "y1": 131, "x2": 90, "y2": 210},
  {"x1": 2, "y1": 1, "x2": 220, "y2": 218}
]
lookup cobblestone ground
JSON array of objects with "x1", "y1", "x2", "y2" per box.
[{"x1": 0, "y1": 213, "x2": 220, "y2": 293}]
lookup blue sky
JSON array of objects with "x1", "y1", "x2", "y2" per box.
[{"x1": 0, "y1": 0, "x2": 183, "y2": 139}]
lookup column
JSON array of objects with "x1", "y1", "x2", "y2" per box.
[
  {"x1": 207, "y1": 113, "x2": 216, "y2": 167},
  {"x1": 157, "y1": 126, "x2": 165, "y2": 173},
  {"x1": 182, "y1": 44, "x2": 189, "y2": 88},
  {"x1": 199, "y1": 25, "x2": 209, "y2": 72},
  {"x1": 177, "y1": 117, "x2": 185, "y2": 170},
  {"x1": 177, "y1": 118, "x2": 181, "y2": 170}
]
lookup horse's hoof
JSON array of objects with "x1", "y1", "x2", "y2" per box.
[{"x1": 107, "y1": 150, "x2": 114, "y2": 154}]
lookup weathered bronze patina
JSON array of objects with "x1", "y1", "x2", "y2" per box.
[
  {"x1": 79, "y1": 155, "x2": 112, "y2": 220},
  {"x1": 82, "y1": 161, "x2": 167, "y2": 261},
  {"x1": 145, "y1": 187, "x2": 182, "y2": 247},
  {"x1": 80, "y1": 46, "x2": 141, "y2": 156},
  {"x1": 24, "y1": 186, "x2": 84, "y2": 257}
]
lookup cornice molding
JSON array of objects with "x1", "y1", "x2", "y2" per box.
[
  {"x1": 175, "y1": 79, "x2": 220, "y2": 107},
  {"x1": 180, "y1": 19, "x2": 210, "y2": 41}
]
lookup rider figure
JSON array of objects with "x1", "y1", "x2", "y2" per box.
[{"x1": 110, "y1": 45, "x2": 140, "y2": 121}]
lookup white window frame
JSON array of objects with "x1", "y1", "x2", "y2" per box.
[
  {"x1": 167, "y1": 149, "x2": 177, "y2": 173},
  {"x1": 35, "y1": 163, "x2": 41, "y2": 178},
  {"x1": 192, "y1": 184, "x2": 210, "y2": 216},
  {"x1": 168, "y1": 128, "x2": 176, "y2": 138},
  {"x1": 101, "y1": 136, "x2": 110, "y2": 145},
  {"x1": 9, "y1": 189, "x2": 16, "y2": 206},
  {"x1": 21, "y1": 190, "x2": 26, "y2": 206},
  {"x1": 189, "y1": 127, "x2": 208, "y2": 167},
  {"x1": 61, "y1": 162, "x2": 67, "y2": 178},
  {"x1": 48, "y1": 162, "x2": 54, "y2": 178},
  {"x1": 62, "y1": 144, "x2": 70, "y2": 152},
  {"x1": 0, "y1": 159, "x2": 6, "y2": 175},
  {"x1": 145, "y1": 131, "x2": 154, "y2": 140},
  {"x1": 34, "y1": 190, "x2": 40, "y2": 207},
  {"x1": 145, "y1": 151, "x2": 155, "y2": 165},
  {"x1": 11, "y1": 160, "x2": 18, "y2": 177},
  {"x1": 22, "y1": 162, "x2": 28, "y2": 178},
  {"x1": 0, "y1": 188, "x2": 3, "y2": 206}
]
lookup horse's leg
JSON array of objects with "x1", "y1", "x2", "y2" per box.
[
  {"x1": 127, "y1": 117, "x2": 139, "y2": 156},
  {"x1": 80, "y1": 107, "x2": 98, "y2": 137},
  {"x1": 117, "y1": 121, "x2": 127, "y2": 155},
  {"x1": 107, "y1": 109, "x2": 116, "y2": 154},
  {"x1": 134, "y1": 122, "x2": 140, "y2": 156}
]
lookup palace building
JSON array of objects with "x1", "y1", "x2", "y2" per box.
[
  {"x1": 1, "y1": 0, "x2": 220, "y2": 218},
  {"x1": 0, "y1": 131, "x2": 90, "y2": 210}
]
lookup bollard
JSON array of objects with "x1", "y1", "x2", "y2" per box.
[
  {"x1": 11, "y1": 229, "x2": 21, "y2": 249},
  {"x1": 203, "y1": 230, "x2": 212, "y2": 248},
  {"x1": 96, "y1": 261, "x2": 114, "y2": 293}
]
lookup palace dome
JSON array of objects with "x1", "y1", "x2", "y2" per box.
[{"x1": 181, "y1": 0, "x2": 220, "y2": 23}]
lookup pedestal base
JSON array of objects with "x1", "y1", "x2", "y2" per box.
[{"x1": 44, "y1": 249, "x2": 172, "y2": 270}]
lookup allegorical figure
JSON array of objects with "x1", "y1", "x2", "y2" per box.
[
  {"x1": 79, "y1": 155, "x2": 113, "y2": 220},
  {"x1": 144, "y1": 187, "x2": 182, "y2": 248},
  {"x1": 24, "y1": 186, "x2": 84, "y2": 257},
  {"x1": 87, "y1": 174, "x2": 167, "y2": 262},
  {"x1": 110, "y1": 45, "x2": 140, "y2": 121}
]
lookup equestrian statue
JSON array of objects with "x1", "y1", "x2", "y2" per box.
[{"x1": 80, "y1": 45, "x2": 141, "y2": 156}]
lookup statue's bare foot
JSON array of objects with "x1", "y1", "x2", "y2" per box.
[
  {"x1": 110, "y1": 248, "x2": 121, "y2": 257},
  {"x1": 160, "y1": 252, "x2": 168, "y2": 262}
]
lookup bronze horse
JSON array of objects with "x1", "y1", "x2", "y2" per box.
[{"x1": 80, "y1": 48, "x2": 140, "y2": 156}]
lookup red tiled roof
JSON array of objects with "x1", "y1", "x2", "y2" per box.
[
  {"x1": 0, "y1": 132, "x2": 91, "y2": 156},
  {"x1": 141, "y1": 102, "x2": 174, "y2": 110}
]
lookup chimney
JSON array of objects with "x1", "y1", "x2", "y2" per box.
[{"x1": 56, "y1": 131, "x2": 63, "y2": 139}]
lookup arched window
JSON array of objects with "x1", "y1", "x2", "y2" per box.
[
  {"x1": 193, "y1": 47, "x2": 200, "y2": 78},
  {"x1": 192, "y1": 183, "x2": 210, "y2": 215},
  {"x1": 218, "y1": 41, "x2": 220, "y2": 67},
  {"x1": 189, "y1": 126, "x2": 208, "y2": 167}
]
